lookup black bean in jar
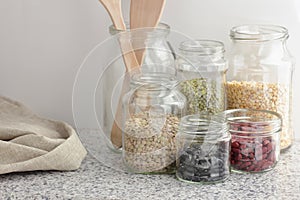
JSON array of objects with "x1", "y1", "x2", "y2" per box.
[{"x1": 176, "y1": 141, "x2": 230, "y2": 183}]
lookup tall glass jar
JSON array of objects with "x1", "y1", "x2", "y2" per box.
[
  {"x1": 109, "y1": 23, "x2": 175, "y2": 74},
  {"x1": 176, "y1": 40, "x2": 227, "y2": 115},
  {"x1": 225, "y1": 109, "x2": 281, "y2": 173},
  {"x1": 175, "y1": 114, "x2": 231, "y2": 184},
  {"x1": 99, "y1": 23, "x2": 176, "y2": 151},
  {"x1": 227, "y1": 25, "x2": 294, "y2": 150},
  {"x1": 122, "y1": 71, "x2": 186, "y2": 174}
]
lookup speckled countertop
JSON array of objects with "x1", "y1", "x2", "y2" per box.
[{"x1": 1, "y1": 130, "x2": 300, "y2": 200}]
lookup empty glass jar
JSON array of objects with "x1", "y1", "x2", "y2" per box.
[
  {"x1": 122, "y1": 71, "x2": 186, "y2": 174},
  {"x1": 176, "y1": 40, "x2": 227, "y2": 115},
  {"x1": 110, "y1": 23, "x2": 176, "y2": 74},
  {"x1": 227, "y1": 25, "x2": 294, "y2": 150},
  {"x1": 175, "y1": 114, "x2": 231, "y2": 184},
  {"x1": 226, "y1": 109, "x2": 281, "y2": 173}
]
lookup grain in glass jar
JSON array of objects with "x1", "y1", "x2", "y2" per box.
[
  {"x1": 176, "y1": 40, "x2": 227, "y2": 115},
  {"x1": 122, "y1": 71, "x2": 186, "y2": 174},
  {"x1": 225, "y1": 109, "x2": 281, "y2": 173},
  {"x1": 227, "y1": 25, "x2": 294, "y2": 150},
  {"x1": 101, "y1": 23, "x2": 176, "y2": 151},
  {"x1": 175, "y1": 114, "x2": 231, "y2": 183}
]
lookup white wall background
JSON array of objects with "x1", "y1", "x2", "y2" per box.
[{"x1": 0, "y1": 0, "x2": 299, "y2": 138}]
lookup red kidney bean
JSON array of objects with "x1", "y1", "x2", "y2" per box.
[
  {"x1": 232, "y1": 141, "x2": 240, "y2": 148},
  {"x1": 229, "y1": 122, "x2": 277, "y2": 173}
]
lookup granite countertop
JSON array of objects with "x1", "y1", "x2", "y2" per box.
[{"x1": 1, "y1": 130, "x2": 300, "y2": 200}]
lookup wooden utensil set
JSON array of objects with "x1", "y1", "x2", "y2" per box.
[{"x1": 98, "y1": 0, "x2": 166, "y2": 147}]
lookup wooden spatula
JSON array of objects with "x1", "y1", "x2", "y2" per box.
[
  {"x1": 99, "y1": 0, "x2": 139, "y2": 148},
  {"x1": 130, "y1": 0, "x2": 166, "y2": 65},
  {"x1": 99, "y1": 0, "x2": 139, "y2": 71}
]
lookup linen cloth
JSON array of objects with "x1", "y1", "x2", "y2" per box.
[{"x1": 0, "y1": 96, "x2": 87, "y2": 174}]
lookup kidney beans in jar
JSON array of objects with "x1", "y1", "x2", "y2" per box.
[{"x1": 225, "y1": 109, "x2": 281, "y2": 173}]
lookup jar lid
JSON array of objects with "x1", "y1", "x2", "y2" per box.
[{"x1": 230, "y1": 24, "x2": 288, "y2": 41}]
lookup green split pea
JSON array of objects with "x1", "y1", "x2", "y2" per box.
[{"x1": 179, "y1": 78, "x2": 225, "y2": 114}]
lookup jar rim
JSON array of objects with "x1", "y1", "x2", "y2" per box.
[
  {"x1": 179, "y1": 114, "x2": 229, "y2": 139},
  {"x1": 109, "y1": 22, "x2": 170, "y2": 37},
  {"x1": 130, "y1": 71, "x2": 178, "y2": 90},
  {"x1": 224, "y1": 109, "x2": 282, "y2": 136},
  {"x1": 179, "y1": 40, "x2": 225, "y2": 55},
  {"x1": 230, "y1": 24, "x2": 288, "y2": 42}
]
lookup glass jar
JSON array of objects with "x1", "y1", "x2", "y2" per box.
[
  {"x1": 227, "y1": 25, "x2": 294, "y2": 150},
  {"x1": 99, "y1": 23, "x2": 176, "y2": 151},
  {"x1": 176, "y1": 40, "x2": 227, "y2": 115},
  {"x1": 109, "y1": 23, "x2": 175, "y2": 74},
  {"x1": 175, "y1": 114, "x2": 231, "y2": 184},
  {"x1": 225, "y1": 109, "x2": 281, "y2": 173},
  {"x1": 122, "y1": 72, "x2": 186, "y2": 174}
]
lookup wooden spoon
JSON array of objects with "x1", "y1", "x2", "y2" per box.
[
  {"x1": 99, "y1": 0, "x2": 139, "y2": 71},
  {"x1": 130, "y1": 0, "x2": 166, "y2": 65},
  {"x1": 99, "y1": 0, "x2": 139, "y2": 148}
]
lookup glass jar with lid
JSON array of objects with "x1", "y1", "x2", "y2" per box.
[
  {"x1": 122, "y1": 70, "x2": 186, "y2": 174},
  {"x1": 227, "y1": 25, "x2": 294, "y2": 150},
  {"x1": 225, "y1": 109, "x2": 281, "y2": 173},
  {"x1": 175, "y1": 114, "x2": 231, "y2": 183},
  {"x1": 176, "y1": 40, "x2": 228, "y2": 115}
]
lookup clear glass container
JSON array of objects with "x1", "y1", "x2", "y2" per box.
[
  {"x1": 99, "y1": 23, "x2": 176, "y2": 151},
  {"x1": 226, "y1": 109, "x2": 281, "y2": 173},
  {"x1": 175, "y1": 114, "x2": 231, "y2": 184},
  {"x1": 122, "y1": 72, "x2": 186, "y2": 174},
  {"x1": 227, "y1": 25, "x2": 294, "y2": 150},
  {"x1": 109, "y1": 23, "x2": 175, "y2": 74},
  {"x1": 176, "y1": 40, "x2": 227, "y2": 115}
]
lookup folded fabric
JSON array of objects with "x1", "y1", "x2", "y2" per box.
[{"x1": 0, "y1": 96, "x2": 87, "y2": 174}]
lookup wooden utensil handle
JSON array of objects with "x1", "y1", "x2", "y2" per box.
[{"x1": 110, "y1": 39, "x2": 139, "y2": 148}]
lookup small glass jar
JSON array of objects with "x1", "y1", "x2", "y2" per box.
[
  {"x1": 227, "y1": 25, "x2": 294, "y2": 150},
  {"x1": 176, "y1": 40, "x2": 228, "y2": 115},
  {"x1": 175, "y1": 114, "x2": 231, "y2": 184},
  {"x1": 122, "y1": 71, "x2": 186, "y2": 174},
  {"x1": 225, "y1": 109, "x2": 281, "y2": 173}
]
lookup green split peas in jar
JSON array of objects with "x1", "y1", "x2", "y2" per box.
[{"x1": 176, "y1": 40, "x2": 228, "y2": 115}]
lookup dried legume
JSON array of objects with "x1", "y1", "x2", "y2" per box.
[
  {"x1": 230, "y1": 122, "x2": 278, "y2": 172},
  {"x1": 226, "y1": 81, "x2": 291, "y2": 149},
  {"x1": 180, "y1": 78, "x2": 225, "y2": 115},
  {"x1": 176, "y1": 141, "x2": 230, "y2": 183}
]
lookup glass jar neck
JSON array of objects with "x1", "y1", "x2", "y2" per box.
[
  {"x1": 179, "y1": 40, "x2": 225, "y2": 60},
  {"x1": 109, "y1": 23, "x2": 170, "y2": 40},
  {"x1": 178, "y1": 40, "x2": 227, "y2": 72},
  {"x1": 179, "y1": 114, "x2": 229, "y2": 140},
  {"x1": 230, "y1": 24, "x2": 288, "y2": 43},
  {"x1": 225, "y1": 109, "x2": 282, "y2": 136},
  {"x1": 130, "y1": 72, "x2": 178, "y2": 94}
]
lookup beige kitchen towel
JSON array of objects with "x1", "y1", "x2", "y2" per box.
[{"x1": 0, "y1": 96, "x2": 87, "y2": 174}]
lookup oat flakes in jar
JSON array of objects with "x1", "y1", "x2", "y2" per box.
[
  {"x1": 122, "y1": 71, "x2": 186, "y2": 174},
  {"x1": 227, "y1": 25, "x2": 295, "y2": 151}
]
